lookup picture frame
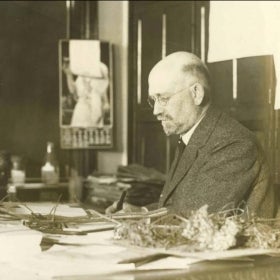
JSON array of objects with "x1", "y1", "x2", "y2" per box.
[{"x1": 58, "y1": 39, "x2": 113, "y2": 149}]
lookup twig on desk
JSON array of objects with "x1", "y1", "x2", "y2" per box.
[
  {"x1": 49, "y1": 194, "x2": 63, "y2": 223},
  {"x1": 111, "y1": 207, "x2": 168, "y2": 220},
  {"x1": 0, "y1": 194, "x2": 9, "y2": 203}
]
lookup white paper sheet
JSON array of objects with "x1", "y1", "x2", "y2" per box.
[
  {"x1": 0, "y1": 224, "x2": 42, "y2": 261},
  {"x1": 137, "y1": 256, "x2": 199, "y2": 270},
  {"x1": 9, "y1": 251, "x2": 134, "y2": 278}
]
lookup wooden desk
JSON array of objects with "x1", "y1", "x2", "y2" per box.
[
  {"x1": 53, "y1": 255, "x2": 280, "y2": 280},
  {"x1": 1, "y1": 202, "x2": 280, "y2": 280}
]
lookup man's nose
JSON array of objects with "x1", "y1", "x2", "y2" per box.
[{"x1": 153, "y1": 101, "x2": 164, "y2": 116}]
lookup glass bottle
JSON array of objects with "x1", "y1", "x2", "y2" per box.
[
  {"x1": 11, "y1": 155, "x2": 26, "y2": 186},
  {"x1": 41, "y1": 142, "x2": 59, "y2": 185}
]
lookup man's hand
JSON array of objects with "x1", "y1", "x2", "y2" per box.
[
  {"x1": 105, "y1": 201, "x2": 148, "y2": 215},
  {"x1": 122, "y1": 202, "x2": 148, "y2": 213},
  {"x1": 105, "y1": 201, "x2": 119, "y2": 215}
]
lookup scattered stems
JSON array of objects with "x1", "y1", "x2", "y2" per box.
[
  {"x1": 0, "y1": 201, "x2": 119, "y2": 235},
  {"x1": 114, "y1": 205, "x2": 280, "y2": 252}
]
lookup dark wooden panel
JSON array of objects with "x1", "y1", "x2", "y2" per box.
[
  {"x1": 0, "y1": 2, "x2": 66, "y2": 177},
  {"x1": 132, "y1": 1, "x2": 184, "y2": 14},
  {"x1": 165, "y1": 2, "x2": 193, "y2": 54},
  {"x1": 238, "y1": 56, "x2": 273, "y2": 105},
  {"x1": 208, "y1": 60, "x2": 233, "y2": 110},
  {"x1": 208, "y1": 55, "x2": 276, "y2": 185},
  {"x1": 129, "y1": 1, "x2": 202, "y2": 173},
  {"x1": 138, "y1": 10, "x2": 162, "y2": 107},
  {"x1": 233, "y1": 56, "x2": 273, "y2": 131}
]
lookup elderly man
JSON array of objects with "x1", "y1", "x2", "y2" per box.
[{"x1": 107, "y1": 51, "x2": 277, "y2": 218}]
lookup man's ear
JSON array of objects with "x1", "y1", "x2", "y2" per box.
[{"x1": 190, "y1": 83, "x2": 204, "y2": 105}]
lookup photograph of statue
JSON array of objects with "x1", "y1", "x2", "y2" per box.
[
  {"x1": 59, "y1": 40, "x2": 113, "y2": 149},
  {"x1": 62, "y1": 58, "x2": 110, "y2": 127}
]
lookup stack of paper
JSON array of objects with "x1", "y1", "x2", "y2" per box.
[{"x1": 0, "y1": 223, "x2": 42, "y2": 262}]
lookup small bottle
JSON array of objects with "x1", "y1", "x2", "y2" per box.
[
  {"x1": 7, "y1": 184, "x2": 16, "y2": 202},
  {"x1": 11, "y1": 156, "x2": 26, "y2": 186},
  {"x1": 41, "y1": 142, "x2": 59, "y2": 185}
]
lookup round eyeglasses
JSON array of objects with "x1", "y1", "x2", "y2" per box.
[{"x1": 147, "y1": 86, "x2": 190, "y2": 108}]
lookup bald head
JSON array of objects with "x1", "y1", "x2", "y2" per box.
[
  {"x1": 148, "y1": 52, "x2": 211, "y2": 99},
  {"x1": 148, "y1": 52, "x2": 211, "y2": 136}
]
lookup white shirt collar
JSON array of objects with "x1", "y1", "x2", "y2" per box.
[{"x1": 181, "y1": 113, "x2": 206, "y2": 146}]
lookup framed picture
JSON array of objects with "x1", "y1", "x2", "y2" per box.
[{"x1": 58, "y1": 39, "x2": 113, "y2": 149}]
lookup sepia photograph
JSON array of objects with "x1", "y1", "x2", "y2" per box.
[{"x1": 0, "y1": 1, "x2": 280, "y2": 279}]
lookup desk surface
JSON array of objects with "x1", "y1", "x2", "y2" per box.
[
  {"x1": 53, "y1": 255, "x2": 280, "y2": 280},
  {"x1": 1, "y1": 202, "x2": 280, "y2": 280},
  {"x1": 54, "y1": 259, "x2": 280, "y2": 280}
]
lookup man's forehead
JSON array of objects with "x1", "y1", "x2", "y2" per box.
[
  {"x1": 148, "y1": 52, "x2": 203, "y2": 94},
  {"x1": 148, "y1": 65, "x2": 182, "y2": 94},
  {"x1": 148, "y1": 77, "x2": 174, "y2": 94}
]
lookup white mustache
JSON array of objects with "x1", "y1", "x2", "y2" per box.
[{"x1": 157, "y1": 116, "x2": 172, "y2": 121}]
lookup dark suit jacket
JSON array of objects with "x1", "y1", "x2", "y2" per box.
[{"x1": 158, "y1": 105, "x2": 277, "y2": 218}]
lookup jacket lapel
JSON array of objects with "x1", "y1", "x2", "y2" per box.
[
  {"x1": 162, "y1": 143, "x2": 198, "y2": 203},
  {"x1": 161, "y1": 105, "x2": 222, "y2": 205}
]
